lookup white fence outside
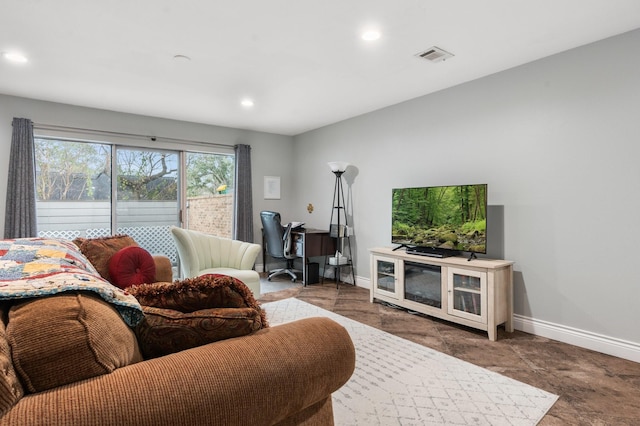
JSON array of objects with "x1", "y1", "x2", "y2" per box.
[{"x1": 37, "y1": 201, "x2": 179, "y2": 263}]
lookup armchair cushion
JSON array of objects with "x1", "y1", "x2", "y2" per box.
[
  {"x1": 108, "y1": 246, "x2": 156, "y2": 288},
  {"x1": 6, "y1": 292, "x2": 142, "y2": 393}
]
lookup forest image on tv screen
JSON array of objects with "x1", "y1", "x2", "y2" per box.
[{"x1": 392, "y1": 184, "x2": 487, "y2": 253}]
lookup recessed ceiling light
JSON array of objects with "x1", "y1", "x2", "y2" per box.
[
  {"x1": 241, "y1": 99, "x2": 254, "y2": 108},
  {"x1": 2, "y1": 51, "x2": 28, "y2": 63},
  {"x1": 361, "y1": 31, "x2": 381, "y2": 41}
]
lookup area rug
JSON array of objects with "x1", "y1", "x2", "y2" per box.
[{"x1": 262, "y1": 298, "x2": 558, "y2": 425}]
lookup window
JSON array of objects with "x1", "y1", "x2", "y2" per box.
[
  {"x1": 184, "y1": 152, "x2": 235, "y2": 238},
  {"x1": 35, "y1": 138, "x2": 113, "y2": 238},
  {"x1": 115, "y1": 147, "x2": 180, "y2": 261},
  {"x1": 34, "y1": 137, "x2": 235, "y2": 264}
]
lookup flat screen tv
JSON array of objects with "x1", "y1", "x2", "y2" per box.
[{"x1": 391, "y1": 184, "x2": 487, "y2": 258}]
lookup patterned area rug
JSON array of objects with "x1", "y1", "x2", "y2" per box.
[{"x1": 263, "y1": 298, "x2": 558, "y2": 426}]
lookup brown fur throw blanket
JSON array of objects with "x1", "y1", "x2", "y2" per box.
[{"x1": 126, "y1": 274, "x2": 268, "y2": 358}]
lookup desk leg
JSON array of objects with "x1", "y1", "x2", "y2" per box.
[
  {"x1": 301, "y1": 257, "x2": 307, "y2": 286},
  {"x1": 300, "y1": 234, "x2": 307, "y2": 286}
]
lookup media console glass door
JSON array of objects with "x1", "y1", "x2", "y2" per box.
[
  {"x1": 447, "y1": 267, "x2": 487, "y2": 324},
  {"x1": 373, "y1": 257, "x2": 398, "y2": 298}
]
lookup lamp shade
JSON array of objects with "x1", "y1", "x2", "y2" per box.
[{"x1": 327, "y1": 161, "x2": 350, "y2": 173}]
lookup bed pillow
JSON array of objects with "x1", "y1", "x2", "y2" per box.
[{"x1": 108, "y1": 246, "x2": 156, "y2": 289}]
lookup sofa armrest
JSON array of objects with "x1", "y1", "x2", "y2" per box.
[
  {"x1": 152, "y1": 254, "x2": 173, "y2": 283},
  {"x1": 3, "y1": 317, "x2": 355, "y2": 426}
]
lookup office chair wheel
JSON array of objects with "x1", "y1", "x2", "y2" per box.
[
  {"x1": 291, "y1": 278, "x2": 296, "y2": 282},
  {"x1": 267, "y1": 277, "x2": 272, "y2": 281}
]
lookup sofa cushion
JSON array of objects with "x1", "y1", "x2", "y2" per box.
[
  {"x1": 0, "y1": 305, "x2": 23, "y2": 418},
  {"x1": 128, "y1": 274, "x2": 268, "y2": 358},
  {"x1": 77, "y1": 235, "x2": 138, "y2": 283},
  {"x1": 6, "y1": 292, "x2": 143, "y2": 393},
  {"x1": 108, "y1": 246, "x2": 156, "y2": 289},
  {"x1": 135, "y1": 305, "x2": 264, "y2": 358}
]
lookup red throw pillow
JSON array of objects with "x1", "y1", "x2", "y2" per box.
[{"x1": 108, "y1": 246, "x2": 156, "y2": 289}]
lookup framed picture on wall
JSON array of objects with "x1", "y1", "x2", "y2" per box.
[{"x1": 264, "y1": 176, "x2": 281, "y2": 199}]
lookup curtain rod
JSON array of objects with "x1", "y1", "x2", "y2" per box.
[{"x1": 32, "y1": 122, "x2": 235, "y2": 150}]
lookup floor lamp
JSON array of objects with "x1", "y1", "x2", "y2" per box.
[{"x1": 327, "y1": 161, "x2": 355, "y2": 287}]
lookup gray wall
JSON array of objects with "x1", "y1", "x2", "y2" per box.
[
  {"x1": 0, "y1": 95, "x2": 295, "y2": 245},
  {"x1": 292, "y1": 29, "x2": 640, "y2": 348}
]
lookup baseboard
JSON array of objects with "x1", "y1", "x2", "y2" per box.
[
  {"x1": 354, "y1": 275, "x2": 369, "y2": 289},
  {"x1": 355, "y1": 276, "x2": 639, "y2": 363},
  {"x1": 335, "y1": 273, "x2": 369, "y2": 288},
  {"x1": 513, "y1": 315, "x2": 640, "y2": 363},
  {"x1": 264, "y1": 270, "x2": 639, "y2": 362}
]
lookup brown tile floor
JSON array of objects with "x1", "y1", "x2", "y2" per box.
[{"x1": 258, "y1": 279, "x2": 640, "y2": 425}]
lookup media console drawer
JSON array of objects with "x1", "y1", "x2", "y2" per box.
[{"x1": 369, "y1": 247, "x2": 514, "y2": 341}]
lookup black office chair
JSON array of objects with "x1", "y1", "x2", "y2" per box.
[{"x1": 260, "y1": 211, "x2": 300, "y2": 282}]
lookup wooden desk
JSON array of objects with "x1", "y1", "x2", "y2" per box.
[
  {"x1": 262, "y1": 228, "x2": 335, "y2": 285},
  {"x1": 294, "y1": 229, "x2": 336, "y2": 285}
]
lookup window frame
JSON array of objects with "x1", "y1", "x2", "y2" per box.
[{"x1": 33, "y1": 131, "x2": 236, "y2": 245}]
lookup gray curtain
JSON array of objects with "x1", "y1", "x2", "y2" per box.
[
  {"x1": 234, "y1": 144, "x2": 253, "y2": 242},
  {"x1": 4, "y1": 117, "x2": 37, "y2": 239}
]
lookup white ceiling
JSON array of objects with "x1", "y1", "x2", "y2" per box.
[{"x1": 2, "y1": 1, "x2": 640, "y2": 136}]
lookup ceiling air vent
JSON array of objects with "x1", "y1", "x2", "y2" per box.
[{"x1": 416, "y1": 46, "x2": 454, "y2": 63}]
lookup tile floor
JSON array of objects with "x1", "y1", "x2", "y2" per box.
[{"x1": 258, "y1": 277, "x2": 640, "y2": 425}]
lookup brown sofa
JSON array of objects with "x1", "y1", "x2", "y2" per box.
[{"x1": 0, "y1": 237, "x2": 356, "y2": 425}]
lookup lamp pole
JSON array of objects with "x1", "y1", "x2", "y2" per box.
[{"x1": 327, "y1": 162, "x2": 355, "y2": 287}]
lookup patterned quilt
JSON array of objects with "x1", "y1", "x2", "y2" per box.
[{"x1": 0, "y1": 237, "x2": 143, "y2": 326}]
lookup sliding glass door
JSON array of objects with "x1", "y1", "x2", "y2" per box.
[
  {"x1": 184, "y1": 152, "x2": 235, "y2": 238},
  {"x1": 35, "y1": 138, "x2": 180, "y2": 263},
  {"x1": 34, "y1": 138, "x2": 113, "y2": 239},
  {"x1": 34, "y1": 137, "x2": 236, "y2": 266},
  {"x1": 115, "y1": 147, "x2": 180, "y2": 260}
]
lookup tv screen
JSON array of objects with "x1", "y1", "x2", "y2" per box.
[{"x1": 391, "y1": 184, "x2": 487, "y2": 255}]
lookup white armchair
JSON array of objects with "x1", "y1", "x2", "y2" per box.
[{"x1": 170, "y1": 226, "x2": 262, "y2": 295}]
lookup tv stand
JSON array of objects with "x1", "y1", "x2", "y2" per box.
[
  {"x1": 370, "y1": 247, "x2": 514, "y2": 341},
  {"x1": 406, "y1": 246, "x2": 459, "y2": 258}
]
